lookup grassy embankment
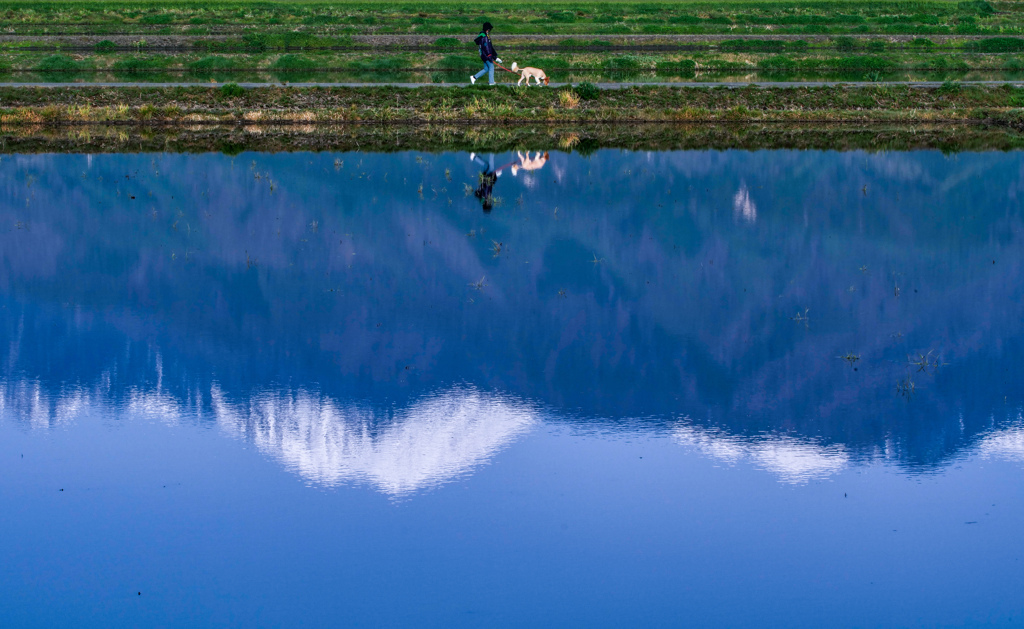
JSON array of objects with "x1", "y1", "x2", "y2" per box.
[
  {"x1": 9, "y1": 39, "x2": 1024, "y2": 83},
  {"x1": 1, "y1": 83, "x2": 1023, "y2": 125},
  {"x1": 3, "y1": 1, "x2": 1024, "y2": 82},
  {"x1": 3, "y1": 2, "x2": 1024, "y2": 131}
]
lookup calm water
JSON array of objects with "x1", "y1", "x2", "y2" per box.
[{"x1": 1, "y1": 147, "x2": 1023, "y2": 627}]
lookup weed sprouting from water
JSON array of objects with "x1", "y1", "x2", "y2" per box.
[
  {"x1": 491, "y1": 240, "x2": 503, "y2": 257},
  {"x1": 469, "y1": 276, "x2": 486, "y2": 290},
  {"x1": 908, "y1": 350, "x2": 947, "y2": 373},
  {"x1": 591, "y1": 253, "x2": 605, "y2": 265},
  {"x1": 245, "y1": 250, "x2": 258, "y2": 269},
  {"x1": 891, "y1": 271, "x2": 903, "y2": 299},
  {"x1": 896, "y1": 373, "x2": 916, "y2": 400},
  {"x1": 334, "y1": 158, "x2": 344, "y2": 170},
  {"x1": 838, "y1": 352, "x2": 860, "y2": 367},
  {"x1": 310, "y1": 220, "x2": 319, "y2": 233},
  {"x1": 789, "y1": 308, "x2": 810, "y2": 327}
]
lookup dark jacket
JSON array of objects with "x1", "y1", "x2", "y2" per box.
[
  {"x1": 474, "y1": 32, "x2": 497, "y2": 62},
  {"x1": 475, "y1": 171, "x2": 498, "y2": 211}
]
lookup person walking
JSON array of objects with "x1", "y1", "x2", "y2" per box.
[{"x1": 471, "y1": 22, "x2": 502, "y2": 85}]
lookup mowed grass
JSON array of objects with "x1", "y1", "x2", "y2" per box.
[
  {"x1": 0, "y1": 0, "x2": 1015, "y2": 36},
  {"x1": 4, "y1": 49, "x2": 1023, "y2": 74}
]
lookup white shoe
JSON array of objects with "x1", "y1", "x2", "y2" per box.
[
  {"x1": 470, "y1": 75, "x2": 476, "y2": 84},
  {"x1": 470, "y1": 152, "x2": 477, "y2": 161}
]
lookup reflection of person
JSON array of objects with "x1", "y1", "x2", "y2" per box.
[
  {"x1": 470, "y1": 22, "x2": 501, "y2": 86},
  {"x1": 471, "y1": 152, "x2": 502, "y2": 212},
  {"x1": 511, "y1": 151, "x2": 549, "y2": 176}
]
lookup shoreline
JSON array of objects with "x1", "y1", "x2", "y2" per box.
[{"x1": 2, "y1": 121, "x2": 1021, "y2": 154}]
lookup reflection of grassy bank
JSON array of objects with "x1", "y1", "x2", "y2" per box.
[
  {"x1": 2, "y1": 122, "x2": 1022, "y2": 155},
  {"x1": 2, "y1": 84, "x2": 1024, "y2": 127}
]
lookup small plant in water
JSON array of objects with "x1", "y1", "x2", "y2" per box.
[
  {"x1": 491, "y1": 240, "x2": 503, "y2": 257},
  {"x1": 838, "y1": 352, "x2": 860, "y2": 367},
  {"x1": 469, "y1": 276, "x2": 486, "y2": 290},
  {"x1": 908, "y1": 350, "x2": 946, "y2": 373},
  {"x1": 896, "y1": 373, "x2": 916, "y2": 400},
  {"x1": 789, "y1": 308, "x2": 810, "y2": 325}
]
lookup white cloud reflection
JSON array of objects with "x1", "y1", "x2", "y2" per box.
[
  {"x1": 673, "y1": 423, "x2": 849, "y2": 483},
  {"x1": 0, "y1": 379, "x2": 539, "y2": 496},
  {"x1": 6, "y1": 376, "x2": 1024, "y2": 492},
  {"x1": 979, "y1": 425, "x2": 1024, "y2": 462},
  {"x1": 733, "y1": 183, "x2": 757, "y2": 223},
  {"x1": 211, "y1": 385, "x2": 539, "y2": 495}
]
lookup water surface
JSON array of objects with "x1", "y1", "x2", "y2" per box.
[{"x1": 1, "y1": 146, "x2": 1023, "y2": 627}]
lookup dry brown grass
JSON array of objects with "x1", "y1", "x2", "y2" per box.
[{"x1": 559, "y1": 90, "x2": 581, "y2": 110}]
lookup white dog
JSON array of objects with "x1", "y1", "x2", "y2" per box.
[
  {"x1": 511, "y1": 62, "x2": 549, "y2": 86},
  {"x1": 511, "y1": 151, "x2": 549, "y2": 176}
]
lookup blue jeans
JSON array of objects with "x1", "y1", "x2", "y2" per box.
[{"x1": 473, "y1": 60, "x2": 495, "y2": 85}]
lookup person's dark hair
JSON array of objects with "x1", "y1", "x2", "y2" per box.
[{"x1": 482, "y1": 22, "x2": 493, "y2": 32}]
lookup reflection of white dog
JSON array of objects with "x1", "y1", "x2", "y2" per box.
[
  {"x1": 511, "y1": 62, "x2": 549, "y2": 86},
  {"x1": 511, "y1": 151, "x2": 549, "y2": 176}
]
